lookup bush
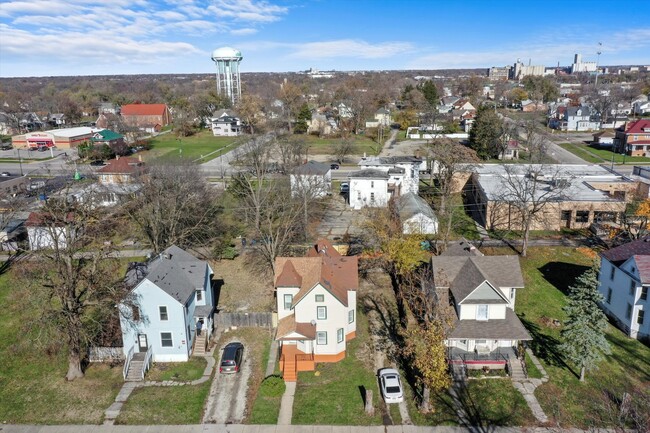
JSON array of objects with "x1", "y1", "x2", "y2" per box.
[{"x1": 259, "y1": 375, "x2": 285, "y2": 397}]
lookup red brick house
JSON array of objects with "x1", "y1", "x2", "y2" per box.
[
  {"x1": 120, "y1": 104, "x2": 172, "y2": 133},
  {"x1": 616, "y1": 119, "x2": 650, "y2": 156}
]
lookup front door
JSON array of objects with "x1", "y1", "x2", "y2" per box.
[{"x1": 138, "y1": 334, "x2": 148, "y2": 352}]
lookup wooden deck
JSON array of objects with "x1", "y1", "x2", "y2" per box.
[{"x1": 279, "y1": 345, "x2": 315, "y2": 382}]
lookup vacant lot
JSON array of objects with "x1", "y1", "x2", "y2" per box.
[
  {"x1": 0, "y1": 269, "x2": 123, "y2": 424},
  {"x1": 300, "y1": 134, "x2": 380, "y2": 158},
  {"x1": 211, "y1": 254, "x2": 274, "y2": 312},
  {"x1": 559, "y1": 142, "x2": 650, "y2": 164},
  {"x1": 143, "y1": 130, "x2": 243, "y2": 162},
  {"x1": 486, "y1": 246, "x2": 650, "y2": 428}
]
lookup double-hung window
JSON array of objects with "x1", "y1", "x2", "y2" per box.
[
  {"x1": 159, "y1": 306, "x2": 168, "y2": 321},
  {"x1": 161, "y1": 332, "x2": 173, "y2": 347},
  {"x1": 337, "y1": 328, "x2": 344, "y2": 343},
  {"x1": 316, "y1": 331, "x2": 327, "y2": 345},
  {"x1": 284, "y1": 294, "x2": 293, "y2": 310},
  {"x1": 317, "y1": 306, "x2": 327, "y2": 320}
]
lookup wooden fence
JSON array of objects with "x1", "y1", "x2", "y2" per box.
[{"x1": 217, "y1": 312, "x2": 273, "y2": 329}]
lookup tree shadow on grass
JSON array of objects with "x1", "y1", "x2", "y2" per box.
[
  {"x1": 519, "y1": 316, "x2": 579, "y2": 379},
  {"x1": 444, "y1": 380, "x2": 523, "y2": 431},
  {"x1": 538, "y1": 262, "x2": 590, "y2": 296}
]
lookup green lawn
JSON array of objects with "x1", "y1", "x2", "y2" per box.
[
  {"x1": 514, "y1": 246, "x2": 650, "y2": 428},
  {"x1": 248, "y1": 337, "x2": 282, "y2": 424},
  {"x1": 459, "y1": 380, "x2": 537, "y2": 426},
  {"x1": 299, "y1": 134, "x2": 381, "y2": 157},
  {"x1": 142, "y1": 130, "x2": 243, "y2": 162},
  {"x1": 0, "y1": 269, "x2": 123, "y2": 424},
  {"x1": 291, "y1": 310, "x2": 383, "y2": 425},
  {"x1": 145, "y1": 357, "x2": 207, "y2": 381},
  {"x1": 115, "y1": 381, "x2": 210, "y2": 424},
  {"x1": 558, "y1": 142, "x2": 650, "y2": 164}
]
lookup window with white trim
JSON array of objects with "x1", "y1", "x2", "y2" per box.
[
  {"x1": 348, "y1": 309, "x2": 355, "y2": 323},
  {"x1": 284, "y1": 294, "x2": 293, "y2": 310},
  {"x1": 476, "y1": 304, "x2": 488, "y2": 321},
  {"x1": 337, "y1": 328, "x2": 344, "y2": 343},
  {"x1": 161, "y1": 332, "x2": 173, "y2": 347},
  {"x1": 317, "y1": 306, "x2": 327, "y2": 320},
  {"x1": 159, "y1": 306, "x2": 168, "y2": 321},
  {"x1": 316, "y1": 331, "x2": 327, "y2": 345}
]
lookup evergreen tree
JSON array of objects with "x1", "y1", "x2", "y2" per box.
[
  {"x1": 468, "y1": 105, "x2": 504, "y2": 159},
  {"x1": 418, "y1": 80, "x2": 439, "y2": 107},
  {"x1": 294, "y1": 103, "x2": 311, "y2": 134},
  {"x1": 559, "y1": 265, "x2": 611, "y2": 382}
]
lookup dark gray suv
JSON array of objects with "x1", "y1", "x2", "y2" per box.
[{"x1": 219, "y1": 342, "x2": 244, "y2": 373}]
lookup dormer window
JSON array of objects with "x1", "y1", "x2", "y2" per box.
[{"x1": 476, "y1": 305, "x2": 488, "y2": 321}]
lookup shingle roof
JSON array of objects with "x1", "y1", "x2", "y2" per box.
[
  {"x1": 120, "y1": 104, "x2": 168, "y2": 116},
  {"x1": 449, "y1": 309, "x2": 532, "y2": 340},
  {"x1": 274, "y1": 239, "x2": 358, "y2": 307},
  {"x1": 359, "y1": 156, "x2": 422, "y2": 166},
  {"x1": 601, "y1": 237, "x2": 650, "y2": 265},
  {"x1": 276, "y1": 315, "x2": 317, "y2": 340},
  {"x1": 632, "y1": 255, "x2": 650, "y2": 284},
  {"x1": 442, "y1": 238, "x2": 484, "y2": 257},
  {"x1": 348, "y1": 169, "x2": 389, "y2": 179},
  {"x1": 625, "y1": 119, "x2": 650, "y2": 134},
  {"x1": 92, "y1": 129, "x2": 123, "y2": 141},
  {"x1": 293, "y1": 160, "x2": 330, "y2": 175},
  {"x1": 397, "y1": 192, "x2": 437, "y2": 222},
  {"x1": 140, "y1": 245, "x2": 209, "y2": 304},
  {"x1": 276, "y1": 261, "x2": 302, "y2": 287}
]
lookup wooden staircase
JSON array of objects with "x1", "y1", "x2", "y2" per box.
[
  {"x1": 193, "y1": 333, "x2": 208, "y2": 356},
  {"x1": 125, "y1": 352, "x2": 146, "y2": 381},
  {"x1": 282, "y1": 355, "x2": 297, "y2": 382}
]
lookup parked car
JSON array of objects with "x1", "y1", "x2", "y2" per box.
[
  {"x1": 219, "y1": 342, "x2": 244, "y2": 373},
  {"x1": 378, "y1": 368, "x2": 404, "y2": 403},
  {"x1": 330, "y1": 163, "x2": 340, "y2": 170},
  {"x1": 1, "y1": 172, "x2": 10, "y2": 177},
  {"x1": 0, "y1": 143, "x2": 12, "y2": 150},
  {"x1": 37, "y1": 146, "x2": 47, "y2": 152},
  {"x1": 340, "y1": 182, "x2": 349, "y2": 194}
]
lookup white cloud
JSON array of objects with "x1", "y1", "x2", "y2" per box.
[
  {"x1": 289, "y1": 39, "x2": 414, "y2": 59},
  {"x1": 230, "y1": 27, "x2": 257, "y2": 35},
  {"x1": 207, "y1": 0, "x2": 287, "y2": 22}
]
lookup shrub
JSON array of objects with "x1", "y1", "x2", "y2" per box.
[{"x1": 259, "y1": 375, "x2": 285, "y2": 397}]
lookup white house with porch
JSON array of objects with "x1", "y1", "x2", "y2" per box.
[
  {"x1": 430, "y1": 240, "x2": 531, "y2": 369},
  {"x1": 275, "y1": 239, "x2": 358, "y2": 381},
  {"x1": 119, "y1": 245, "x2": 214, "y2": 379}
]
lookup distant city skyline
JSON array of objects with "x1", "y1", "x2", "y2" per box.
[{"x1": 1, "y1": 0, "x2": 649, "y2": 77}]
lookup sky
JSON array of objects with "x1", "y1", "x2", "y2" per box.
[{"x1": 0, "y1": 0, "x2": 649, "y2": 77}]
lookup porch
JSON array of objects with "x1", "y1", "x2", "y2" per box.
[
  {"x1": 279, "y1": 344, "x2": 315, "y2": 382},
  {"x1": 448, "y1": 346, "x2": 515, "y2": 367}
]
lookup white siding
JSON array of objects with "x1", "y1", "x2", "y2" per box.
[
  {"x1": 276, "y1": 287, "x2": 300, "y2": 320},
  {"x1": 349, "y1": 178, "x2": 389, "y2": 209},
  {"x1": 403, "y1": 214, "x2": 438, "y2": 234},
  {"x1": 294, "y1": 284, "x2": 348, "y2": 356}
]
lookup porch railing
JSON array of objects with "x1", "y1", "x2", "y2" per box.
[
  {"x1": 454, "y1": 352, "x2": 510, "y2": 363},
  {"x1": 141, "y1": 346, "x2": 153, "y2": 380},
  {"x1": 295, "y1": 353, "x2": 314, "y2": 362},
  {"x1": 123, "y1": 346, "x2": 134, "y2": 380}
]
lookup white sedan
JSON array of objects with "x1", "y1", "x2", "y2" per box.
[{"x1": 378, "y1": 368, "x2": 404, "y2": 403}]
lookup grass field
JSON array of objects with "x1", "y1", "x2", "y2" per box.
[
  {"x1": 142, "y1": 130, "x2": 243, "y2": 162},
  {"x1": 145, "y1": 358, "x2": 207, "y2": 382},
  {"x1": 291, "y1": 310, "x2": 383, "y2": 425},
  {"x1": 115, "y1": 381, "x2": 211, "y2": 424},
  {"x1": 558, "y1": 142, "x2": 650, "y2": 164},
  {"x1": 299, "y1": 134, "x2": 381, "y2": 157},
  {"x1": 0, "y1": 269, "x2": 123, "y2": 424},
  {"x1": 503, "y1": 246, "x2": 650, "y2": 428}
]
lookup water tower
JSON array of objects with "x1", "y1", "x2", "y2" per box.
[{"x1": 211, "y1": 47, "x2": 243, "y2": 105}]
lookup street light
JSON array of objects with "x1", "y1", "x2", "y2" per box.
[{"x1": 594, "y1": 42, "x2": 602, "y2": 88}]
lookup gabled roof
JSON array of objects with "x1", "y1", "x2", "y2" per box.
[
  {"x1": 274, "y1": 239, "x2": 358, "y2": 307},
  {"x1": 625, "y1": 119, "x2": 650, "y2": 134},
  {"x1": 397, "y1": 192, "x2": 437, "y2": 221},
  {"x1": 276, "y1": 261, "x2": 302, "y2": 287},
  {"x1": 601, "y1": 237, "x2": 650, "y2": 265},
  {"x1": 25, "y1": 211, "x2": 74, "y2": 227},
  {"x1": 120, "y1": 104, "x2": 168, "y2": 116},
  {"x1": 631, "y1": 255, "x2": 650, "y2": 284},
  {"x1": 430, "y1": 254, "x2": 523, "y2": 301},
  {"x1": 449, "y1": 309, "x2": 531, "y2": 340},
  {"x1": 442, "y1": 238, "x2": 483, "y2": 257},
  {"x1": 134, "y1": 245, "x2": 209, "y2": 304},
  {"x1": 293, "y1": 160, "x2": 330, "y2": 176},
  {"x1": 92, "y1": 129, "x2": 123, "y2": 141}
]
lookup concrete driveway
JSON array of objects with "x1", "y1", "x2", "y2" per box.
[{"x1": 315, "y1": 194, "x2": 364, "y2": 240}]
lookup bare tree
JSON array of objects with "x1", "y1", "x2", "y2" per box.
[
  {"x1": 333, "y1": 138, "x2": 356, "y2": 164},
  {"x1": 124, "y1": 161, "x2": 226, "y2": 255},
  {"x1": 497, "y1": 164, "x2": 572, "y2": 256},
  {"x1": 235, "y1": 93, "x2": 264, "y2": 134},
  {"x1": 277, "y1": 81, "x2": 304, "y2": 134},
  {"x1": 19, "y1": 190, "x2": 129, "y2": 380}
]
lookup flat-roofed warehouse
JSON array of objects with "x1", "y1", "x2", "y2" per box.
[
  {"x1": 465, "y1": 164, "x2": 636, "y2": 231},
  {"x1": 12, "y1": 126, "x2": 98, "y2": 149}
]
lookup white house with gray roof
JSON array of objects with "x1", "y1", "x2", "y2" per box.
[
  {"x1": 430, "y1": 241, "x2": 531, "y2": 368},
  {"x1": 290, "y1": 160, "x2": 331, "y2": 198},
  {"x1": 119, "y1": 245, "x2": 214, "y2": 364},
  {"x1": 348, "y1": 155, "x2": 423, "y2": 209},
  {"x1": 397, "y1": 192, "x2": 438, "y2": 234}
]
